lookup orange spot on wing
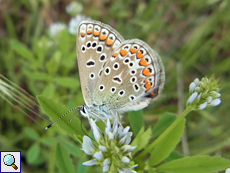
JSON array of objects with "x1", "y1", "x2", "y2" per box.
[
  {"x1": 93, "y1": 31, "x2": 100, "y2": 36},
  {"x1": 144, "y1": 79, "x2": 149, "y2": 83},
  {"x1": 145, "y1": 83, "x2": 152, "y2": 89},
  {"x1": 143, "y1": 68, "x2": 151, "y2": 77},
  {"x1": 99, "y1": 35, "x2": 107, "y2": 40},
  {"x1": 145, "y1": 83, "x2": 152, "y2": 93},
  {"x1": 139, "y1": 58, "x2": 148, "y2": 66},
  {"x1": 87, "y1": 30, "x2": 92, "y2": 34},
  {"x1": 120, "y1": 49, "x2": 128, "y2": 56},
  {"x1": 80, "y1": 33, "x2": 85, "y2": 37},
  {"x1": 106, "y1": 39, "x2": 114, "y2": 45},
  {"x1": 137, "y1": 51, "x2": 144, "y2": 59},
  {"x1": 151, "y1": 91, "x2": 155, "y2": 96},
  {"x1": 130, "y1": 48, "x2": 138, "y2": 54},
  {"x1": 112, "y1": 52, "x2": 118, "y2": 57}
]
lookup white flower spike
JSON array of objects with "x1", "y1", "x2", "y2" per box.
[
  {"x1": 186, "y1": 77, "x2": 221, "y2": 110},
  {"x1": 82, "y1": 118, "x2": 137, "y2": 172}
]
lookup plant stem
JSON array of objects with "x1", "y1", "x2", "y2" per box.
[{"x1": 134, "y1": 107, "x2": 192, "y2": 161}]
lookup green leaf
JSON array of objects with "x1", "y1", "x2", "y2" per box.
[
  {"x1": 46, "y1": 51, "x2": 61, "y2": 75},
  {"x1": 149, "y1": 116, "x2": 185, "y2": 166},
  {"x1": 152, "y1": 112, "x2": 177, "y2": 138},
  {"x1": 56, "y1": 143, "x2": 75, "y2": 173},
  {"x1": 76, "y1": 157, "x2": 87, "y2": 173},
  {"x1": 165, "y1": 150, "x2": 184, "y2": 162},
  {"x1": 37, "y1": 95, "x2": 84, "y2": 143},
  {"x1": 156, "y1": 155, "x2": 230, "y2": 173},
  {"x1": 24, "y1": 127, "x2": 39, "y2": 140},
  {"x1": 26, "y1": 143, "x2": 40, "y2": 164},
  {"x1": 23, "y1": 70, "x2": 50, "y2": 81},
  {"x1": 54, "y1": 77, "x2": 80, "y2": 88},
  {"x1": 131, "y1": 127, "x2": 152, "y2": 155},
  {"x1": 59, "y1": 138, "x2": 82, "y2": 157},
  {"x1": 128, "y1": 110, "x2": 144, "y2": 135},
  {"x1": 41, "y1": 83, "x2": 56, "y2": 98},
  {"x1": 40, "y1": 137, "x2": 57, "y2": 146},
  {"x1": 10, "y1": 39, "x2": 36, "y2": 61}
]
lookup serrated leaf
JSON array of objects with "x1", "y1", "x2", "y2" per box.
[
  {"x1": 37, "y1": 95, "x2": 84, "y2": 143},
  {"x1": 128, "y1": 110, "x2": 144, "y2": 135},
  {"x1": 149, "y1": 117, "x2": 185, "y2": 166},
  {"x1": 54, "y1": 77, "x2": 80, "y2": 88},
  {"x1": 10, "y1": 39, "x2": 36, "y2": 61},
  {"x1": 152, "y1": 113, "x2": 177, "y2": 138},
  {"x1": 26, "y1": 143, "x2": 40, "y2": 164},
  {"x1": 56, "y1": 143, "x2": 75, "y2": 173},
  {"x1": 156, "y1": 155, "x2": 230, "y2": 173},
  {"x1": 24, "y1": 127, "x2": 39, "y2": 140},
  {"x1": 131, "y1": 127, "x2": 152, "y2": 155}
]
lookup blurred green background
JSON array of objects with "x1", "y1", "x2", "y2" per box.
[{"x1": 0, "y1": 0, "x2": 230, "y2": 172}]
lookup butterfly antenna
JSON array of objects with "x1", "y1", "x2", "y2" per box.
[{"x1": 45, "y1": 106, "x2": 80, "y2": 129}]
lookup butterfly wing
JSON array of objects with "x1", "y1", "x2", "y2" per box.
[
  {"x1": 77, "y1": 20, "x2": 124, "y2": 106},
  {"x1": 93, "y1": 39, "x2": 165, "y2": 112}
]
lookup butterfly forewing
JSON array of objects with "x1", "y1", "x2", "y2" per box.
[{"x1": 77, "y1": 20, "x2": 124, "y2": 106}]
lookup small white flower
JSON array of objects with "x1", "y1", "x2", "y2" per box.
[
  {"x1": 199, "y1": 102, "x2": 208, "y2": 110},
  {"x1": 103, "y1": 164, "x2": 110, "y2": 172},
  {"x1": 94, "y1": 151, "x2": 103, "y2": 160},
  {"x1": 210, "y1": 99, "x2": 221, "y2": 106},
  {"x1": 121, "y1": 156, "x2": 130, "y2": 163},
  {"x1": 189, "y1": 82, "x2": 196, "y2": 93},
  {"x1": 82, "y1": 159, "x2": 97, "y2": 166},
  {"x1": 65, "y1": 1, "x2": 83, "y2": 16},
  {"x1": 103, "y1": 158, "x2": 110, "y2": 166},
  {"x1": 121, "y1": 145, "x2": 136, "y2": 153},
  {"x1": 49, "y1": 23, "x2": 67, "y2": 37},
  {"x1": 118, "y1": 168, "x2": 137, "y2": 173},
  {"x1": 206, "y1": 96, "x2": 212, "y2": 103},
  {"x1": 69, "y1": 15, "x2": 91, "y2": 35},
  {"x1": 82, "y1": 118, "x2": 137, "y2": 172},
  {"x1": 194, "y1": 78, "x2": 200, "y2": 85},
  {"x1": 99, "y1": 145, "x2": 108, "y2": 152},
  {"x1": 187, "y1": 92, "x2": 198, "y2": 104},
  {"x1": 226, "y1": 168, "x2": 230, "y2": 173},
  {"x1": 90, "y1": 119, "x2": 102, "y2": 142},
  {"x1": 82, "y1": 136, "x2": 95, "y2": 155}
]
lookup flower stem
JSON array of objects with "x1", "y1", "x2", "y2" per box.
[{"x1": 134, "y1": 107, "x2": 193, "y2": 161}]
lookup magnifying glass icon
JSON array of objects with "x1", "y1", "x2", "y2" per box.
[{"x1": 3, "y1": 154, "x2": 18, "y2": 170}]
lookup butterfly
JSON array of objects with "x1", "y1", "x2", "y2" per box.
[{"x1": 77, "y1": 20, "x2": 165, "y2": 121}]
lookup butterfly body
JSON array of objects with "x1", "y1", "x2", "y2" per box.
[{"x1": 77, "y1": 20, "x2": 165, "y2": 121}]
